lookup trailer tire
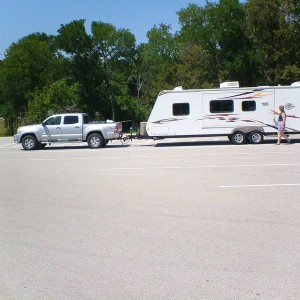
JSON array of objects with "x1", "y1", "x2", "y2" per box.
[
  {"x1": 87, "y1": 133, "x2": 104, "y2": 148},
  {"x1": 248, "y1": 131, "x2": 263, "y2": 144},
  {"x1": 231, "y1": 131, "x2": 246, "y2": 145},
  {"x1": 21, "y1": 135, "x2": 38, "y2": 150}
]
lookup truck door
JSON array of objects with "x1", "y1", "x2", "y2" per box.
[
  {"x1": 61, "y1": 115, "x2": 82, "y2": 141},
  {"x1": 41, "y1": 116, "x2": 62, "y2": 142}
]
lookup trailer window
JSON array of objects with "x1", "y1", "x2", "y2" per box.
[
  {"x1": 242, "y1": 101, "x2": 256, "y2": 111},
  {"x1": 210, "y1": 100, "x2": 233, "y2": 113},
  {"x1": 173, "y1": 103, "x2": 190, "y2": 116}
]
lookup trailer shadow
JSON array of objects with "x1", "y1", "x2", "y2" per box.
[
  {"x1": 154, "y1": 140, "x2": 232, "y2": 147},
  {"x1": 152, "y1": 138, "x2": 299, "y2": 147}
]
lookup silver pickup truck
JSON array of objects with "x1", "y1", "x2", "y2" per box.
[{"x1": 14, "y1": 113, "x2": 122, "y2": 150}]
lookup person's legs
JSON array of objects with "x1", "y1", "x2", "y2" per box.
[
  {"x1": 282, "y1": 132, "x2": 292, "y2": 143},
  {"x1": 276, "y1": 130, "x2": 282, "y2": 144}
]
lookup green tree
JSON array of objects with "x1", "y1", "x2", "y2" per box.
[
  {"x1": 56, "y1": 20, "x2": 101, "y2": 117},
  {"x1": 27, "y1": 78, "x2": 81, "y2": 124},
  {"x1": 91, "y1": 21, "x2": 137, "y2": 121},
  {"x1": 138, "y1": 24, "x2": 178, "y2": 113},
  {"x1": 175, "y1": 43, "x2": 215, "y2": 89},
  {"x1": 177, "y1": 1, "x2": 254, "y2": 86},
  {"x1": 0, "y1": 33, "x2": 62, "y2": 134},
  {"x1": 246, "y1": 0, "x2": 300, "y2": 84}
]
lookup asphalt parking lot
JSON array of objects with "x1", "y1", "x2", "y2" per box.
[{"x1": 1, "y1": 136, "x2": 300, "y2": 299}]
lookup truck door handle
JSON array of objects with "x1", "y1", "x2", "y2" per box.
[
  {"x1": 56, "y1": 127, "x2": 61, "y2": 129},
  {"x1": 75, "y1": 126, "x2": 80, "y2": 128}
]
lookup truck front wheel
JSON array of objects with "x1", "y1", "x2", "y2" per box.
[
  {"x1": 87, "y1": 133, "x2": 104, "y2": 148},
  {"x1": 21, "y1": 135, "x2": 38, "y2": 150}
]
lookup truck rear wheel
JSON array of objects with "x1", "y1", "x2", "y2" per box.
[
  {"x1": 231, "y1": 131, "x2": 246, "y2": 145},
  {"x1": 87, "y1": 133, "x2": 104, "y2": 148},
  {"x1": 248, "y1": 131, "x2": 263, "y2": 144},
  {"x1": 21, "y1": 135, "x2": 38, "y2": 150}
]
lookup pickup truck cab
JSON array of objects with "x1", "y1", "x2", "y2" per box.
[{"x1": 14, "y1": 113, "x2": 122, "y2": 150}]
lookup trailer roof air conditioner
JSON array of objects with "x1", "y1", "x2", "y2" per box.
[
  {"x1": 220, "y1": 81, "x2": 239, "y2": 88},
  {"x1": 291, "y1": 81, "x2": 300, "y2": 86},
  {"x1": 173, "y1": 86, "x2": 183, "y2": 91}
]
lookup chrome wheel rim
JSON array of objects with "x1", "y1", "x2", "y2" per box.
[
  {"x1": 234, "y1": 134, "x2": 244, "y2": 144},
  {"x1": 24, "y1": 138, "x2": 34, "y2": 149},
  {"x1": 90, "y1": 136, "x2": 100, "y2": 147}
]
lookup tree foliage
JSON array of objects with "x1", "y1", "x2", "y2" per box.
[
  {"x1": 246, "y1": 0, "x2": 300, "y2": 84},
  {"x1": 27, "y1": 78, "x2": 81, "y2": 124},
  {"x1": 0, "y1": 0, "x2": 300, "y2": 135},
  {"x1": 0, "y1": 33, "x2": 61, "y2": 134}
]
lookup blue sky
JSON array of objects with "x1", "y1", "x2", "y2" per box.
[{"x1": 0, "y1": 0, "x2": 212, "y2": 58}]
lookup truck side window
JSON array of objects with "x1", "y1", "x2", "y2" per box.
[
  {"x1": 64, "y1": 116, "x2": 79, "y2": 124},
  {"x1": 242, "y1": 101, "x2": 256, "y2": 111},
  {"x1": 210, "y1": 100, "x2": 233, "y2": 113},
  {"x1": 44, "y1": 116, "x2": 61, "y2": 126},
  {"x1": 83, "y1": 115, "x2": 89, "y2": 124},
  {"x1": 173, "y1": 103, "x2": 190, "y2": 116}
]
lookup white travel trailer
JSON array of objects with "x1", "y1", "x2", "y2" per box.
[{"x1": 146, "y1": 82, "x2": 300, "y2": 144}]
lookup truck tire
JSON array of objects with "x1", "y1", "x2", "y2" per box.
[
  {"x1": 231, "y1": 131, "x2": 246, "y2": 145},
  {"x1": 248, "y1": 131, "x2": 263, "y2": 144},
  {"x1": 87, "y1": 133, "x2": 104, "y2": 148},
  {"x1": 21, "y1": 135, "x2": 38, "y2": 150}
]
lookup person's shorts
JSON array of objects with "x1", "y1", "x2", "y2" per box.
[{"x1": 277, "y1": 121, "x2": 285, "y2": 131}]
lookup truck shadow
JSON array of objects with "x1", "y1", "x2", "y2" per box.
[{"x1": 38, "y1": 144, "x2": 130, "y2": 150}]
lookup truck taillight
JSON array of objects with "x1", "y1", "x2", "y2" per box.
[{"x1": 114, "y1": 122, "x2": 122, "y2": 133}]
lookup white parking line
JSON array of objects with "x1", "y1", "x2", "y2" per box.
[
  {"x1": 0, "y1": 144, "x2": 19, "y2": 148},
  {"x1": 220, "y1": 183, "x2": 300, "y2": 188},
  {"x1": 72, "y1": 162, "x2": 300, "y2": 171},
  {"x1": 31, "y1": 158, "x2": 97, "y2": 161}
]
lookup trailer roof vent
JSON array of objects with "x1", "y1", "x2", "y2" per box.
[
  {"x1": 291, "y1": 81, "x2": 300, "y2": 86},
  {"x1": 220, "y1": 81, "x2": 239, "y2": 88},
  {"x1": 173, "y1": 86, "x2": 183, "y2": 91}
]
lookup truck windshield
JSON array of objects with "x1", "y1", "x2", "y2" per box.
[{"x1": 44, "y1": 116, "x2": 61, "y2": 125}]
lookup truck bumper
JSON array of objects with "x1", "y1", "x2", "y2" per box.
[{"x1": 14, "y1": 134, "x2": 21, "y2": 144}]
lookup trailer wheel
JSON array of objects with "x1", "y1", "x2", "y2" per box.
[
  {"x1": 87, "y1": 133, "x2": 104, "y2": 148},
  {"x1": 231, "y1": 131, "x2": 246, "y2": 145},
  {"x1": 248, "y1": 131, "x2": 263, "y2": 144}
]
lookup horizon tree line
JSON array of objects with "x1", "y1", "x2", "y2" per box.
[{"x1": 1, "y1": 0, "x2": 300, "y2": 135}]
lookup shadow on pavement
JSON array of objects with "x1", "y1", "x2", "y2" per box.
[
  {"x1": 26, "y1": 144, "x2": 130, "y2": 151},
  {"x1": 153, "y1": 138, "x2": 299, "y2": 148}
]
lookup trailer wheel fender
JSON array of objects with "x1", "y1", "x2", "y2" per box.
[
  {"x1": 231, "y1": 131, "x2": 246, "y2": 145},
  {"x1": 248, "y1": 131, "x2": 264, "y2": 144}
]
